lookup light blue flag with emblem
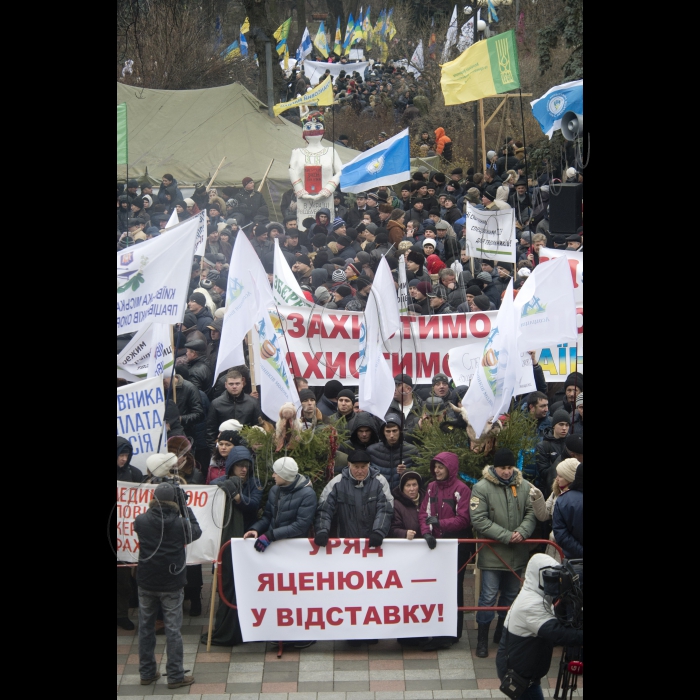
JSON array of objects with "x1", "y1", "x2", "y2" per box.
[
  {"x1": 339, "y1": 128, "x2": 411, "y2": 194},
  {"x1": 530, "y1": 79, "x2": 583, "y2": 139}
]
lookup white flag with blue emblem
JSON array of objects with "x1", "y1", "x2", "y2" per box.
[
  {"x1": 530, "y1": 80, "x2": 583, "y2": 139},
  {"x1": 339, "y1": 128, "x2": 411, "y2": 194},
  {"x1": 358, "y1": 258, "x2": 400, "y2": 420}
]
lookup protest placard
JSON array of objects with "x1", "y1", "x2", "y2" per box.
[
  {"x1": 232, "y1": 538, "x2": 458, "y2": 641},
  {"x1": 464, "y1": 204, "x2": 517, "y2": 263},
  {"x1": 116, "y1": 482, "x2": 226, "y2": 564}
]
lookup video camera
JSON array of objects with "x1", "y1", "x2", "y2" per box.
[
  {"x1": 540, "y1": 559, "x2": 583, "y2": 629},
  {"x1": 151, "y1": 475, "x2": 191, "y2": 518}
]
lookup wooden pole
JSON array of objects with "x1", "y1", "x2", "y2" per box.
[
  {"x1": 206, "y1": 561, "x2": 218, "y2": 651},
  {"x1": 246, "y1": 330, "x2": 257, "y2": 389},
  {"x1": 206, "y1": 157, "x2": 227, "y2": 191},
  {"x1": 479, "y1": 99, "x2": 487, "y2": 173},
  {"x1": 257, "y1": 159, "x2": 275, "y2": 193}
]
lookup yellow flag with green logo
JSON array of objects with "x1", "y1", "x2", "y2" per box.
[
  {"x1": 273, "y1": 76, "x2": 334, "y2": 116},
  {"x1": 441, "y1": 30, "x2": 520, "y2": 105}
]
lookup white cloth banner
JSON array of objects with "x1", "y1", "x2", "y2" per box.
[
  {"x1": 116, "y1": 376, "x2": 166, "y2": 470},
  {"x1": 303, "y1": 60, "x2": 369, "y2": 85},
  {"x1": 448, "y1": 346, "x2": 536, "y2": 394},
  {"x1": 442, "y1": 5, "x2": 459, "y2": 61},
  {"x1": 273, "y1": 240, "x2": 311, "y2": 308},
  {"x1": 457, "y1": 17, "x2": 474, "y2": 52},
  {"x1": 116, "y1": 216, "x2": 199, "y2": 334},
  {"x1": 146, "y1": 323, "x2": 173, "y2": 378},
  {"x1": 408, "y1": 40, "x2": 423, "y2": 75},
  {"x1": 358, "y1": 259, "x2": 399, "y2": 420},
  {"x1": 116, "y1": 482, "x2": 226, "y2": 564},
  {"x1": 514, "y1": 255, "x2": 578, "y2": 352},
  {"x1": 537, "y1": 248, "x2": 583, "y2": 304},
  {"x1": 117, "y1": 323, "x2": 174, "y2": 381},
  {"x1": 273, "y1": 306, "x2": 583, "y2": 385},
  {"x1": 231, "y1": 538, "x2": 458, "y2": 641},
  {"x1": 194, "y1": 209, "x2": 207, "y2": 256},
  {"x1": 464, "y1": 204, "x2": 517, "y2": 263}
]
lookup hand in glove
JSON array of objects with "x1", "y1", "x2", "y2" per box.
[
  {"x1": 424, "y1": 533, "x2": 437, "y2": 550},
  {"x1": 425, "y1": 515, "x2": 439, "y2": 526},
  {"x1": 529, "y1": 485, "x2": 543, "y2": 501},
  {"x1": 218, "y1": 476, "x2": 241, "y2": 499},
  {"x1": 369, "y1": 533, "x2": 384, "y2": 548},
  {"x1": 254, "y1": 535, "x2": 271, "y2": 553},
  {"x1": 314, "y1": 532, "x2": 329, "y2": 547}
]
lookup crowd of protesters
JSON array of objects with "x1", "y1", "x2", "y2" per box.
[{"x1": 117, "y1": 139, "x2": 583, "y2": 691}]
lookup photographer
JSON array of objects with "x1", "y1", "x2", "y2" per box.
[
  {"x1": 496, "y1": 554, "x2": 583, "y2": 700},
  {"x1": 134, "y1": 482, "x2": 202, "y2": 690}
]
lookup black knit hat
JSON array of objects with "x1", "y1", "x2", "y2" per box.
[
  {"x1": 406, "y1": 250, "x2": 424, "y2": 266},
  {"x1": 565, "y1": 434, "x2": 583, "y2": 454},
  {"x1": 551, "y1": 409, "x2": 572, "y2": 426},
  {"x1": 323, "y1": 379, "x2": 343, "y2": 399},
  {"x1": 493, "y1": 448, "x2": 516, "y2": 467},
  {"x1": 299, "y1": 389, "x2": 316, "y2": 402},
  {"x1": 337, "y1": 388, "x2": 355, "y2": 401}
]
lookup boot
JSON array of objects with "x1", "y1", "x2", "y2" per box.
[
  {"x1": 475, "y1": 623, "x2": 490, "y2": 658},
  {"x1": 493, "y1": 617, "x2": 505, "y2": 644},
  {"x1": 189, "y1": 595, "x2": 202, "y2": 617}
]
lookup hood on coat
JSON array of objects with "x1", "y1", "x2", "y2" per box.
[
  {"x1": 281, "y1": 473, "x2": 311, "y2": 493},
  {"x1": 381, "y1": 412, "x2": 405, "y2": 446},
  {"x1": 117, "y1": 436, "x2": 133, "y2": 467},
  {"x1": 225, "y1": 445, "x2": 253, "y2": 475},
  {"x1": 481, "y1": 464, "x2": 524, "y2": 487},
  {"x1": 523, "y1": 552, "x2": 559, "y2": 599},
  {"x1": 434, "y1": 127, "x2": 446, "y2": 140},
  {"x1": 310, "y1": 268, "x2": 329, "y2": 288},
  {"x1": 316, "y1": 207, "x2": 331, "y2": 224},
  {"x1": 431, "y1": 451, "x2": 459, "y2": 479},
  {"x1": 350, "y1": 412, "x2": 380, "y2": 445},
  {"x1": 541, "y1": 426, "x2": 567, "y2": 442}
]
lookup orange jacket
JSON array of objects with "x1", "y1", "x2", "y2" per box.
[{"x1": 434, "y1": 127, "x2": 451, "y2": 155}]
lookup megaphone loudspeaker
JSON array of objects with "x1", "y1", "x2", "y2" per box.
[{"x1": 561, "y1": 111, "x2": 583, "y2": 141}]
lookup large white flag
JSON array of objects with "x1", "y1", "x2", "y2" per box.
[
  {"x1": 214, "y1": 232, "x2": 273, "y2": 382},
  {"x1": 273, "y1": 239, "x2": 311, "y2": 308},
  {"x1": 462, "y1": 280, "x2": 518, "y2": 438},
  {"x1": 514, "y1": 255, "x2": 578, "y2": 350},
  {"x1": 408, "y1": 40, "x2": 424, "y2": 75},
  {"x1": 359, "y1": 258, "x2": 400, "y2": 420},
  {"x1": 441, "y1": 6, "x2": 459, "y2": 61},
  {"x1": 116, "y1": 216, "x2": 199, "y2": 334},
  {"x1": 165, "y1": 208, "x2": 179, "y2": 229},
  {"x1": 537, "y1": 247, "x2": 583, "y2": 304}
]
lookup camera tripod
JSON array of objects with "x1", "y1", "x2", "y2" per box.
[{"x1": 553, "y1": 646, "x2": 583, "y2": 699}]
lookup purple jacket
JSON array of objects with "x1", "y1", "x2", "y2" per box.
[{"x1": 419, "y1": 451, "x2": 471, "y2": 538}]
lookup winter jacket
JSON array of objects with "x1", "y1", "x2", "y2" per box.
[
  {"x1": 495, "y1": 554, "x2": 583, "y2": 684},
  {"x1": 193, "y1": 389, "x2": 211, "y2": 453},
  {"x1": 206, "y1": 392, "x2": 261, "y2": 448},
  {"x1": 236, "y1": 189, "x2": 265, "y2": 220},
  {"x1": 211, "y1": 446, "x2": 263, "y2": 529},
  {"x1": 386, "y1": 220, "x2": 405, "y2": 246},
  {"x1": 315, "y1": 466, "x2": 394, "y2": 539},
  {"x1": 419, "y1": 452, "x2": 472, "y2": 539},
  {"x1": 134, "y1": 501, "x2": 202, "y2": 591},
  {"x1": 389, "y1": 485, "x2": 425, "y2": 538},
  {"x1": 116, "y1": 437, "x2": 143, "y2": 482},
  {"x1": 367, "y1": 430, "x2": 417, "y2": 490},
  {"x1": 470, "y1": 466, "x2": 536, "y2": 571},
  {"x1": 386, "y1": 396, "x2": 422, "y2": 435},
  {"x1": 250, "y1": 474, "x2": 318, "y2": 541},
  {"x1": 552, "y1": 465, "x2": 583, "y2": 559},
  {"x1": 535, "y1": 429, "x2": 568, "y2": 497},
  {"x1": 192, "y1": 305, "x2": 214, "y2": 340},
  {"x1": 347, "y1": 205, "x2": 374, "y2": 229},
  {"x1": 317, "y1": 394, "x2": 339, "y2": 418},
  {"x1": 157, "y1": 179, "x2": 184, "y2": 205},
  {"x1": 344, "y1": 411, "x2": 381, "y2": 449},
  {"x1": 438, "y1": 234, "x2": 461, "y2": 266},
  {"x1": 173, "y1": 378, "x2": 204, "y2": 436},
  {"x1": 187, "y1": 355, "x2": 213, "y2": 392},
  {"x1": 434, "y1": 127, "x2": 451, "y2": 156}
]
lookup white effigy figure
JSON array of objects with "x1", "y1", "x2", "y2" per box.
[{"x1": 288, "y1": 108, "x2": 343, "y2": 231}]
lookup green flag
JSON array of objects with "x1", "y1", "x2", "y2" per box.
[{"x1": 117, "y1": 103, "x2": 128, "y2": 165}]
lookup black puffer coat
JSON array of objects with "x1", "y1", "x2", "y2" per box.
[
  {"x1": 315, "y1": 466, "x2": 394, "y2": 539},
  {"x1": 134, "y1": 501, "x2": 202, "y2": 591},
  {"x1": 535, "y1": 428, "x2": 568, "y2": 497},
  {"x1": 174, "y1": 378, "x2": 204, "y2": 435},
  {"x1": 206, "y1": 392, "x2": 261, "y2": 447},
  {"x1": 367, "y1": 417, "x2": 418, "y2": 490},
  {"x1": 116, "y1": 437, "x2": 143, "y2": 482},
  {"x1": 250, "y1": 474, "x2": 318, "y2": 541}
]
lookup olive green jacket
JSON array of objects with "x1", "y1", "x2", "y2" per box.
[{"x1": 470, "y1": 466, "x2": 536, "y2": 571}]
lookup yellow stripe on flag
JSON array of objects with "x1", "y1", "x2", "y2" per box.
[
  {"x1": 440, "y1": 39, "x2": 496, "y2": 105},
  {"x1": 273, "y1": 76, "x2": 334, "y2": 117}
]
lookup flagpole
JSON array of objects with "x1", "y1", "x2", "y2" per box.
[
  {"x1": 479, "y1": 99, "x2": 487, "y2": 173},
  {"x1": 518, "y1": 88, "x2": 529, "y2": 186}
]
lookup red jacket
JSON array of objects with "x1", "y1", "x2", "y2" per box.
[{"x1": 419, "y1": 451, "x2": 471, "y2": 538}]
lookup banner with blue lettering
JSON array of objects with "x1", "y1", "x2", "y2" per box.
[
  {"x1": 116, "y1": 376, "x2": 166, "y2": 471},
  {"x1": 116, "y1": 216, "x2": 199, "y2": 334}
]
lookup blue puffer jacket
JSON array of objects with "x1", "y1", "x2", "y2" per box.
[
  {"x1": 249, "y1": 473, "x2": 318, "y2": 541},
  {"x1": 211, "y1": 446, "x2": 263, "y2": 529},
  {"x1": 552, "y1": 465, "x2": 583, "y2": 559}
]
